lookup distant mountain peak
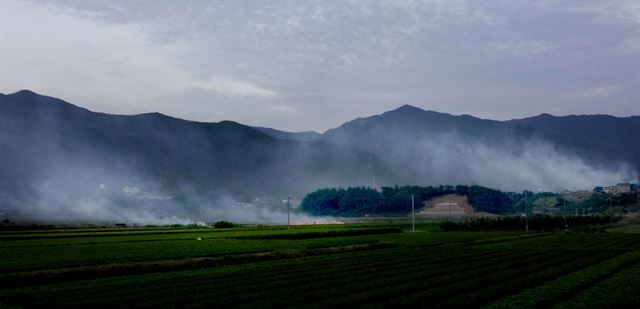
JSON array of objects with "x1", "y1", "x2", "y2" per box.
[
  {"x1": 5, "y1": 89, "x2": 42, "y2": 99},
  {"x1": 395, "y1": 104, "x2": 423, "y2": 111},
  {"x1": 380, "y1": 105, "x2": 461, "y2": 122},
  {"x1": 137, "y1": 112, "x2": 165, "y2": 117},
  {"x1": 536, "y1": 113, "x2": 555, "y2": 118},
  {"x1": 12, "y1": 89, "x2": 38, "y2": 96}
]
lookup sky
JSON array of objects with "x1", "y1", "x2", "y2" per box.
[{"x1": 1, "y1": 0, "x2": 638, "y2": 132}]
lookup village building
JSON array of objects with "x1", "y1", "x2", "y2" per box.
[{"x1": 616, "y1": 183, "x2": 631, "y2": 194}]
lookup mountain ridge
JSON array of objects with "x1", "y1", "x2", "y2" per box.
[
  {"x1": 4, "y1": 90, "x2": 636, "y2": 129},
  {"x1": 1, "y1": 90, "x2": 637, "y2": 222}
]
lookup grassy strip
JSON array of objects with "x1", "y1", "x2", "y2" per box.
[
  {"x1": 0, "y1": 235, "x2": 388, "y2": 274},
  {"x1": 551, "y1": 261, "x2": 640, "y2": 308},
  {"x1": 606, "y1": 224, "x2": 640, "y2": 234},
  {"x1": 0, "y1": 228, "x2": 217, "y2": 240},
  {"x1": 484, "y1": 249, "x2": 640, "y2": 308},
  {"x1": 230, "y1": 227, "x2": 402, "y2": 239},
  {"x1": 0, "y1": 242, "x2": 394, "y2": 288},
  {"x1": 463, "y1": 232, "x2": 545, "y2": 246},
  {"x1": 0, "y1": 224, "x2": 381, "y2": 240}
]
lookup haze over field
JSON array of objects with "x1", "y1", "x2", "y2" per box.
[{"x1": 0, "y1": 1, "x2": 638, "y2": 224}]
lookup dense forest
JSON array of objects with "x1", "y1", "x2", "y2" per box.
[
  {"x1": 300, "y1": 185, "x2": 511, "y2": 216},
  {"x1": 300, "y1": 185, "x2": 640, "y2": 217}
]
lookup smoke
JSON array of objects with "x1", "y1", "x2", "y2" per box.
[
  {"x1": 7, "y1": 164, "x2": 336, "y2": 225},
  {"x1": 0, "y1": 139, "x2": 334, "y2": 225},
  {"x1": 373, "y1": 131, "x2": 637, "y2": 191},
  {"x1": 10, "y1": 177, "x2": 335, "y2": 225},
  {"x1": 196, "y1": 194, "x2": 336, "y2": 225},
  {"x1": 418, "y1": 133, "x2": 636, "y2": 191},
  {"x1": 3, "y1": 125, "x2": 636, "y2": 224}
]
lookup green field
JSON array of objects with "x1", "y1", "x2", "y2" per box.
[{"x1": 1, "y1": 223, "x2": 640, "y2": 308}]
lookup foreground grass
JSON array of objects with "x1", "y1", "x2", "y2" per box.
[
  {"x1": 1, "y1": 223, "x2": 639, "y2": 308},
  {"x1": 607, "y1": 224, "x2": 640, "y2": 234}
]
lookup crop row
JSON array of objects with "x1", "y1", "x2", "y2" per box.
[
  {"x1": 440, "y1": 215, "x2": 615, "y2": 232},
  {"x1": 3, "y1": 231, "x2": 639, "y2": 308},
  {"x1": 64, "y1": 247, "x2": 573, "y2": 307},
  {"x1": 473, "y1": 233, "x2": 640, "y2": 251},
  {"x1": 151, "y1": 247, "x2": 505, "y2": 292},
  {"x1": 428, "y1": 250, "x2": 622, "y2": 308},
  {"x1": 2, "y1": 244, "x2": 502, "y2": 298},
  {"x1": 550, "y1": 260, "x2": 640, "y2": 308},
  {"x1": 0, "y1": 245, "x2": 560, "y2": 308},
  {"x1": 229, "y1": 227, "x2": 402, "y2": 239},
  {"x1": 205, "y1": 249, "x2": 530, "y2": 307},
  {"x1": 0, "y1": 230, "x2": 539, "y2": 274},
  {"x1": 485, "y1": 248, "x2": 640, "y2": 308},
  {"x1": 1, "y1": 242, "x2": 401, "y2": 288},
  {"x1": 293, "y1": 250, "x2": 601, "y2": 309}
]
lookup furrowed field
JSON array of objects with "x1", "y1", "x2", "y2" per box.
[{"x1": 1, "y1": 223, "x2": 640, "y2": 308}]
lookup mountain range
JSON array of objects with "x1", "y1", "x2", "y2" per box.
[{"x1": 1, "y1": 90, "x2": 638, "y2": 222}]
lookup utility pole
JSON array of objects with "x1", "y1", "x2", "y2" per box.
[
  {"x1": 411, "y1": 194, "x2": 415, "y2": 233},
  {"x1": 524, "y1": 191, "x2": 529, "y2": 233},
  {"x1": 563, "y1": 198, "x2": 568, "y2": 230},
  {"x1": 287, "y1": 194, "x2": 291, "y2": 229}
]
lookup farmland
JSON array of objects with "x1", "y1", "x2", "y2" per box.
[{"x1": 1, "y1": 223, "x2": 640, "y2": 308}]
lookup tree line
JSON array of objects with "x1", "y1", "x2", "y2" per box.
[
  {"x1": 439, "y1": 215, "x2": 615, "y2": 232},
  {"x1": 300, "y1": 185, "x2": 639, "y2": 217},
  {"x1": 300, "y1": 185, "x2": 511, "y2": 216}
]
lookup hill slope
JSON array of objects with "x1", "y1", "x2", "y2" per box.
[
  {"x1": 0, "y1": 91, "x2": 382, "y2": 222},
  {"x1": 0, "y1": 91, "x2": 636, "y2": 222},
  {"x1": 320, "y1": 105, "x2": 637, "y2": 190},
  {"x1": 509, "y1": 113, "x2": 640, "y2": 172}
]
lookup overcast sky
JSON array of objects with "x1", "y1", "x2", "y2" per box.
[{"x1": 1, "y1": 0, "x2": 638, "y2": 132}]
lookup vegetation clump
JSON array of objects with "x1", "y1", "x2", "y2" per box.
[
  {"x1": 233, "y1": 228, "x2": 402, "y2": 239},
  {"x1": 439, "y1": 215, "x2": 617, "y2": 232},
  {"x1": 213, "y1": 220, "x2": 236, "y2": 228},
  {"x1": 301, "y1": 185, "x2": 511, "y2": 216},
  {"x1": 301, "y1": 185, "x2": 640, "y2": 216}
]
